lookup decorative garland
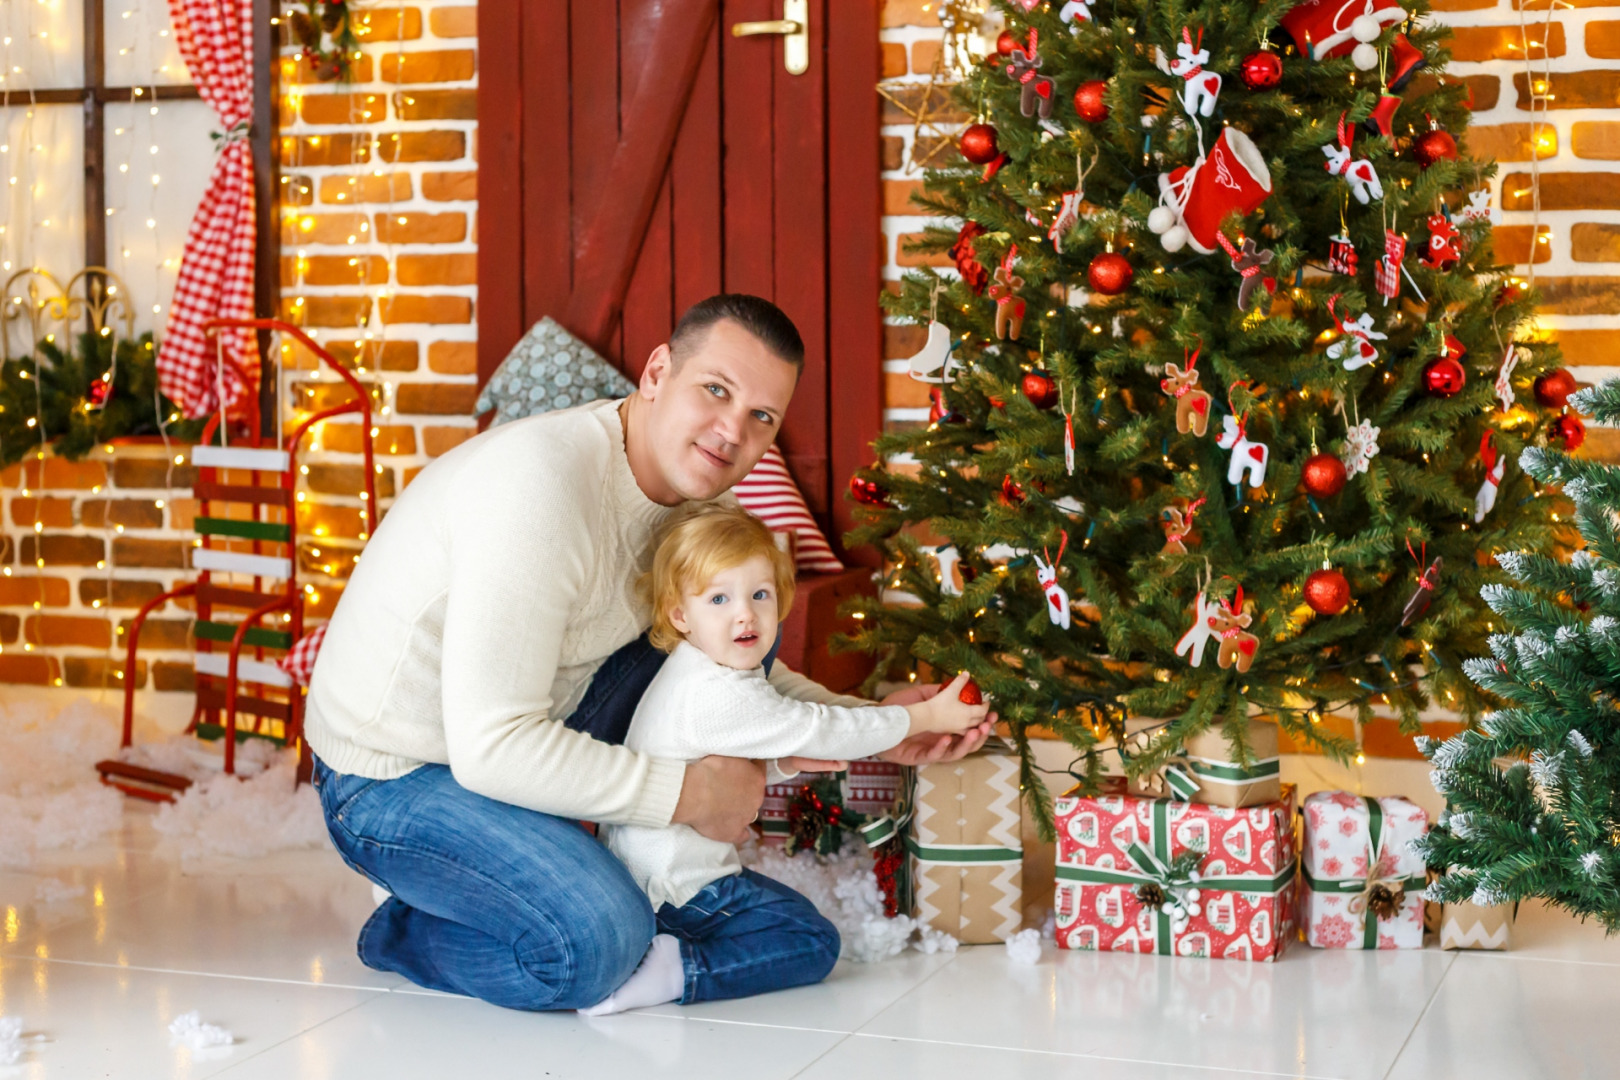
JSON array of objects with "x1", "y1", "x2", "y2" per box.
[{"x1": 287, "y1": 0, "x2": 360, "y2": 83}]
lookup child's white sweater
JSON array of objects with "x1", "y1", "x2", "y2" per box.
[{"x1": 602, "y1": 641, "x2": 911, "y2": 909}]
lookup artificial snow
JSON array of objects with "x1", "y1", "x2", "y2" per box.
[
  {"x1": 167, "y1": 1012, "x2": 234, "y2": 1050},
  {"x1": 152, "y1": 743, "x2": 328, "y2": 861},
  {"x1": 0, "y1": 698, "x2": 124, "y2": 869},
  {"x1": 1005, "y1": 928, "x2": 1042, "y2": 965},
  {"x1": 0, "y1": 1018, "x2": 45, "y2": 1066}
]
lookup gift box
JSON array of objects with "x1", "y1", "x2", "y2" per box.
[
  {"x1": 1440, "y1": 899, "x2": 1514, "y2": 951},
  {"x1": 907, "y1": 744, "x2": 1024, "y2": 944},
  {"x1": 758, "y1": 757, "x2": 902, "y2": 846},
  {"x1": 1299, "y1": 791, "x2": 1429, "y2": 949},
  {"x1": 1053, "y1": 781, "x2": 1297, "y2": 961},
  {"x1": 1125, "y1": 719, "x2": 1281, "y2": 809}
]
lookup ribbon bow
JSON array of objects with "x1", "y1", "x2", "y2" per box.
[
  {"x1": 1303, "y1": 796, "x2": 1427, "y2": 947},
  {"x1": 1121, "y1": 726, "x2": 1201, "y2": 802},
  {"x1": 1123, "y1": 841, "x2": 1206, "y2": 929},
  {"x1": 210, "y1": 120, "x2": 253, "y2": 149}
]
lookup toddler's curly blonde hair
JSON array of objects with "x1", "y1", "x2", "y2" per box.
[{"x1": 642, "y1": 504, "x2": 796, "y2": 653}]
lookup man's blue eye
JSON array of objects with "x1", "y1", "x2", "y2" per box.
[
  {"x1": 753, "y1": 411, "x2": 772, "y2": 423},
  {"x1": 753, "y1": 589, "x2": 770, "y2": 601},
  {"x1": 707, "y1": 384, "x2": 725, "y2": 397},
  {"x1": 709, "y1": 594, "x2": 727, "y2": 605}
]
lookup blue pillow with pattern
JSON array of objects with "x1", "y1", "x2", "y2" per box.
[{"x1": 475, "y1": 317, "x2": 634, "y2": 426}]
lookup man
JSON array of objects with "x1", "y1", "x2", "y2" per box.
[{"x1": 305, "y1": 294, "x2": 991, "y2": 1011}]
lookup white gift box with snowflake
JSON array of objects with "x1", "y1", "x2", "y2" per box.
[{"x1": 1299, "y1": 791, "x2": 1429, "y2": 949}]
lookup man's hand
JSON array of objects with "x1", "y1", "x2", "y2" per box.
[
  {"x1": 779, "y1": 757, "x2": 849, "y2": 775},
  {"x1": 671, "y1": 755, "x2": 767, "y2": 843},
  {"x1": 874, "y1": 681, "x2": 997, "y2": 766}
]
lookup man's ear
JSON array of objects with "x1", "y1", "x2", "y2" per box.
[
  {"x1": 668, "y1": 603, "x2": 690, "y2": 635},
  {"x1": 640, "y1": 343, "x2": 674, "y2": 400}
]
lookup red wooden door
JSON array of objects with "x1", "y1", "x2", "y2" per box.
[{"x1": 478, "y1": 0, "x2": 881, "y2": 554}]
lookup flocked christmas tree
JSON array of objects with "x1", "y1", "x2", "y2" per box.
[
  {"x1": 1416, "y1": 377, "x2": 1620, "y2": 930},
  {"x1": 844, "y1": 0, "x2": 1583, "y2": 834}
]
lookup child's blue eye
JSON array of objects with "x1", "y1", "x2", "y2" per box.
[
  {"x1": 753, "y1": 589, "x2": 770, "y2": 601},
  {"x1": 709, "y1": 594, "x2": 727, "y2": 605}
]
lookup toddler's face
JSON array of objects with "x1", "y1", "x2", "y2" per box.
[{"x1": 669, "y1": 553, "x2": 780, "y2": 670}]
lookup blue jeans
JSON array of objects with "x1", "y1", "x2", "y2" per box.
[{"x1": 312, "y1": 631, "x2": 828, "y2": 1010}]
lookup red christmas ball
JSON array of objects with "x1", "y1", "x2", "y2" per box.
[
  {"x1": 1073, "y1": 80, "x2": 1109, "y2": 123},
  {"x1": 1551, "y1": 413, "x2": 1586, "y2": 451},
  {"x1": 958, "y1": 123, "x2": 1001, "y2": 165},
  {"x1": 1304, "y1": 568, "x2": 1352, "y2": 615},
  {"x1": 1021, "y1": 370, "x2": 1059, "y2": 410},
  {"x1": 996, "y1": 30, "x2": 1018, "y2": 56},
  {"x1": 1302, "y1": 453, "x2": 1348, "y2": 498},
  {"x1": 1087, "y1": 251, "x2": 1133, "y2": 295},
  {"x1": 849, "y1": 475, "x2": 890, "y2": 507},
  {"x1": 1412, "y1": 129, "x2": 1458, "y2": 169},
  {"x1": 1423, "y1": 357, "x2": 1467, "y2": 398},
  {"x1": 1000, "y1": 475, "x2": 1026, "y2": 506},
  {"x1": 1239, "y1": 50, "x2": 1283, "y2": 90},
  {"x1": 958, "y1": 676, "x2": 983, "y2": 705},
  {"x1": 1534, "y1": 368, "x2": 1578, "y2": 409}
]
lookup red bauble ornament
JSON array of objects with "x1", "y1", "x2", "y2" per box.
[
  {"x1": 1087, "y1": 251, "x2": 1133, "y2": 295},
  {"x1": 1412, "y1": 129, "x2": 1458, "y2": 169},
  {"x1": 1000, "y1": 475, "x2": 1026, "y2": 506},
  {"x1": 1534, "y1": 368, "x2": 1577, "y2": 409},
  {"x1": 1497, "y1": 280, "x2": 1525, "y2": 307},
  {"x1": 1073, "y1": 80, "x2": 1109, "y2": 123},
  {"x1": 1021, "y1": 370, "x2": 1059, "y2": 409},
  {"x1": 1239, "y1": 50, "x2": 1283, "y2": 90},
  {"x1": 1302, "y1": 453, "x2": 1348, "y2": 498},
  {"x1": 958, "y1": 123, "x2": 1001, "y2": 165},
  {"x1": 1423, "y1": 357, "x2": 1467, "y2": 398},
  {"x1": 958, "y1": 677, "x2": 983, "y2": 705},
  {"x1": 849, "y1": 475, "x2": 890, "y2": 507},
  {"x1": 1551, "y1": 413, "x2": 1586, "y2": 451},
  {"x1": 996, "y1": 30, "x2": 1018, "y2": 56},
  {"x1": 1304, "y1": 568, "x2": 1352, "y2": 615}
]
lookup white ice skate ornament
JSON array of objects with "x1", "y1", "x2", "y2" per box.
[
  {"x1": 1494, "y1": 344, "x2": 1520, "y2": 412},
  {"x1": 906, "y1": 321, "x2": 959, "y2": 384},
  {"x1": 1168, "y1": 28, "x2": 1222, "y2": 119},
  {"x1": 1322, "y1": 115, "x2": 1382, "y2": 205},
  {"x1": 1476, "y1": 431, "x2": 1504, "y2": 523},
  {"x1": 1341, "y1": 419, "x2": 1381, "y2": 477},
  {"x1": 1324, "y1": 294, "x2": 1387, "y2": 372},
  {"x1": 1175, "y1": 591, "x2": 1221, "y2": 667},
  {"x1": 1058, "y1": 0, "x2": 1095, "y2": 30},
  {"x1": 1215, "y1": 413, "x2": 1269, "y2": 488},
  {"x1": 1033, "y1": 531, "x2": 1072, "y2": 630},
  {"x1": 1454, "y1": 188, "x2": 1499, "y2": 227},
  {"x1": 931, "y1": 544, "x2": 965, "y2": 597}
]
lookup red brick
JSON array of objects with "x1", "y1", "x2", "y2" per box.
[
  {"x1": 1513, "y1": 70, "x2": 1620, "y2": 110},
  {"x1": 896, "y1": 233, "x2": 952, "y2": 268},
  {"x1": 380, "y1": 295, "x2": 473, "y2": 324},
  {"x1": 1429, "y1": 0, "x2": 1495, "y2": 8},
  {"x1": 25, "y1": 614, "x2": 111, "y2": 648},
  {"x1": 1492, "y1": 225, "x2": 1553, "y2": 265},
  {"x1": 1590, "y1": 19, "x2": 1620, "y2": 57},
  {"x1": 0, "y1": 654, "x2": 59, "y2": 685},
  {"x1": 0, "y1": 576, "x2": 70, "y2": 606},
  {"x1": 911, "y1": 40, "x2": 942, "y2": 74},
  {"x1": 881, "y1": 41, "x2": 906, "y2": 78},
  {"x1": 885, "y1": 371, "x2": 931, "y2": 408},
  {"x1": 116, "y1": 617, "x2": 191, "y2": 650},
  {"x1": 881, "y1": 0, "x2": 937, "y2": 28},
  {"x1": 1535, "y1": 278, "x2": 1620, "y2": 315},
  {"x1": 81, "y1": 498, "x2": 165, "y2": 529},
  {"x1": 279, "y1": 133, "x2": 370, "y2": 167},
  {"x1": 289, "y1": 53, "x2": 373, "y2": 85},
  {"x1": 1572, "y1": 121, "x2": 1620, "y2": 159},
  {"x1": 1467, "y1": 123, "x2": 1556, "y2": 162},
  {"x1": 288, "y1": 295, "x2": 372, "y2": 328},
  {"x1": 395, "y1": 89, "x2": 477, "y2": 121},
  {"x1": 300, "y1": 92, "x2": 385, "y2": 125},
  {"x1": 421, "y1": 170, "x2": 476, "y2": 201},
  {"x1": 111, "y1": 457, "x2": 195, "y2": 490},
  {"x1": 883, "y1": 179, "x2": 927, "y2": 216},
  {"x1": 153, "y1": 661, "x2": 194, "y2": 692},
  {"x1": 374, "y1": 212, "x2": 467, "y2": 244},
  {"x1": 308, "y1": 464, "x2": 397, "y2": 499},
  {"x1": 112, "y1": 538, "x2": 189, "y2": 569},
  {"x1": 10, "y1": 496, "x2": 74, "y2": 528},
  {"x1": 376, "y1": 130, "x2": 468, "y2": 163},
  {"x1": 319, "y1": 172, "x2": 412, "y2": 204},
  {"x1": 881, "y1": 136, "x2": 904, "y2": 172},
  {"x1": 380, "y1": 49, "x2": 476, "y2": 83},
  {"x1": 0, "y1": 613, "x2": 15, "y2": 643},
  {"x1": 422, "y1": 426, "x2": 474, "y2": 457},
  {"x1": 294, "y1": 254, "x2": 391, "y2": 287},
  {"x1": 300, "y1": 543, "x2": 360, "y2": 580},
  {"x1": 323, "y1": 422, "x2": 418, "y2": 456},
  {"x1": 1501, "y1": 172, "x2": 1620, "y2": 211},
  {"x1": 429, "y1": 6, "x2": 477, "y2": 37},
  {"x1": 428, "y1": 341, "x2": 476, "y2": 374},
  {"x1": 21, "y1": 457, "x2": 107, "y2": 490},
  {"x1": 282, "y1": 173, "x2": 315, "y2": 206},
  {"x1": 283, "y1": 211, "x2": 369, "y2": 246},
  {"x1": 353, "y1": 6, "x2": 422, "y2": 40},
  {"x1": 64, "y1": 656, "x2": 147, "y2": 690},
  {"x1": 883, "y1": 323, "x2": 927, "y2": 360},
  {"x1": 398, "y1": 254, "x2": 477, "y2": 286},
  {"x1": 79, "y1": 578, "x2": 166, "y2": 609},
  {"x1": 318, "y1": 339, "x2": 418, "y2": 372},
  {"x1": 299, "y1": 503, "x2": 367, "y2": 541},
  {"x1": 294, "y1": 381, "x2": 380, "y2": 413},
  {"x1": 1572, "y1": 223, "x2": 1620, "y2": 262},
  {"x1": 1447, "y1": 22, "x2": 1565, "y2": 62},
  {"x1": 394, "y1": 383, "x2": 480, "y2": 415},
  {"x1": 21, "y1": 535, "x2": 104, "y2": 567},
  {"x1": 881, "y1": 84, "x2": 968, "y2": 126},
  {"x1": 1551, "y1": 329, "x2": 1620, "y2": 367}
]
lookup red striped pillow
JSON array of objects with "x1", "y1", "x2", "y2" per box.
[{"x1": 733, "y1": 444, "x2": 845, "y2": 575}]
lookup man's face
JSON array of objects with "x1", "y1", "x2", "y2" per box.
[
  {"x1": 636, "y1": 319, "x2": 798, "y2": 502},
  {"x1": 669, "y1": 554, "x2": 781, "y2": 671}
]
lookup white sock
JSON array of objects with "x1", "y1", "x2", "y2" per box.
[
  {"x1": 578, "y1": 934, "x2": 684, "y2": 1016},
  {"x1": 371, "y1": 883, "x2": 391, "y2": 906}
]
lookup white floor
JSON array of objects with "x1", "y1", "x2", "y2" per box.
[{"x1": 1, "y1": 799, "x2": 1617, "y2": 1079}]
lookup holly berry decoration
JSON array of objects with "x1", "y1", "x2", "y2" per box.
[
  {"x1": 1073, "y1": 80, "x2": 1109, "y2": 123},
  {"x1": 958, "y1": 676, "x2": 983, "y2": 705},
  {"x1": 1021, "y1": 370, "x2": 1059, "y2": 410},
  {"x1": 1412, "y1": 128, "x2": 1458, "y2": 169},
  {"x1": 959, "y1": 123, "x2": 1001, "y2": 165},
  {"x1": 785, "y1": 778, "x2": 851, "y2": 857},
  {"x1": 1087, "y1": 251, "x2": 1133, "y2": 295},
  {"x1": 1001, "y1": 475, "x2": 1026, "y2": 506},
  {"x1": 1423, "y1": 357, "x2": 1467, "y2": 398},
  {"x1": 1239, "y1": 50, "x2": 1283, "y2": 90},
  {"x1": 849, "y1": 475, "x2": 890, "y2": 507},
  {"x1": 1534, "y1": 368, "x2": 1578, "y2": 409},
  {"x1": 1302, "y1": 452, "x2": 1348, "y2": 498},
  {"x1": 1550, "y1": 413, "x2": 1586, "y2": 452},
  {"x1": 1304, "y1": 568, "x2": 1352, "y2": 615}
]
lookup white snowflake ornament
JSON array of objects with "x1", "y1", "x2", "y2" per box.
[{"x1": 1341, "y1": 420, "x2": 1381, "y2": 477}]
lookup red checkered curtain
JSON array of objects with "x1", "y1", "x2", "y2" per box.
[{"x1": 158, "y1": 0, "x2": 256, "y2": 418}]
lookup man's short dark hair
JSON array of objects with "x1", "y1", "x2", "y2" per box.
[{"x1": 668, "y1": 294, "x2": 804, "y2": 372}]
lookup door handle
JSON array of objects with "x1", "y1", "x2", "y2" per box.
[{"x1": 729, "y1": 0, "x2": 808, "y2": 75}]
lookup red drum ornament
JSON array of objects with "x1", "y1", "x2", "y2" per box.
[
  {"x1": 1302, "y1": 453, "x2": 1348, "y2": 498},
  {"x1": 1534, "y1": 368, "x2": 1577, "y2": 409},
  {"x1": 1087, "y1": 251, "x2": 1133, "y2": 295},
  {"x1": 849, "y1": 475, "x2": 890, "y2": 507},
  {"x1": 1551, "y1": 413, "x2": 1586, "y2": 451},
  {"x1": 1239, "y1": 50, "x2": 1283, "y2": 90},
  {"x1": 1424, "y1": 357, "x2": 1467, "y2": 398},
  {"x1": 959, "y1": 123, "x2": 1001, "y2": 165},
  {"x1": 1412, "y1": 129, "x2": 1458, "y2": 169},
  {"x1": 1022, "y1": 370, "x2": 1059, "y2": 410},
  {"x1": 1305, "y1": 568, "x2": 1352, "y2": 615},
  {"x1": 1073, "y1": 80, "x2": 1109, "y2": 123}
]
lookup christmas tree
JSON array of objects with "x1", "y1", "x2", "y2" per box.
[
  {"x1": 845, "y1": 0, "x2": 1579, "y2": 834},
  {"x1": 1417, "y1": 377, "x2": 1620, "y2": 930}
]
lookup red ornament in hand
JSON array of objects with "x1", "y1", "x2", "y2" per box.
[
  {"x1": 1087, "y1": 251, "x2": 1133, "y2": 295},
  {"x1": 959, "y1": 123, "x2": 1001, "y2": 165},
  {"x1": 1551, "y1": 413, "x2": 1586, "y2": 451},
  {"x1": 849, "y1": 475, "x2": 890, "y2": 507},
  {"x1": 958, "y1": 676, "x2": 983, "y2": 704},
  {"x1": 1424, "y1": 357, "x2": 1467, "y2": 398},
  {"x1": 1021, "y1": 370, "x2": 1059, "y2": 409},
  {"x1": 1534, "y1": 368, "x2": 1577, "y2": 409},
  {"x1": 1073, "y1": 80, "x2": 1109, "y2": 123},
  {"x1": 1305, "y1": 568, "x2": 1352, "y2": 615},
  {"x1": 1302, "y1": 453, "x2": 1348, "y2": 498},
  {"x1": 1412, "y1": 129, "x2": 1458, "y2": 169},
  {"x1": 1239, "y1": 51, "x2": 1283, "y2": 90}
]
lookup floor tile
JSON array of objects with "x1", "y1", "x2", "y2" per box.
[
  {"x1": 857, "y1": 942, "x2": 1454, "y2": 1080},
  {"x1": 0, "y1": 953, "x2": 382, "y2": 1079},
  {"x1": 209, "y1": 990, "x2": 849, "y2": 1080},
  {"x1": 797, "y1": 1034, "x2": 1309, "y2": 1080},
  {"x1": 1385, "y1": 950, "x2": 1620, "y2": 1080},
  {"x1": 1491, "y1": 899, "x2": 1620, "y2": 966}
]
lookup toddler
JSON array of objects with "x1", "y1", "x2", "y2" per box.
[{"x1": 585, "y1": 505, "x2": 989, "y2": 1015}]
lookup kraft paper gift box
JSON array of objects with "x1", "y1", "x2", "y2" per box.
[
  {"x1": 1053, "y1": 781, "x2": 1298, "y2": 961},
  {"x1": 1124, "y1": 718, "x2": 1282, "y2": 809},
  {"x1": 758, "y1": 758, "x2": 903, "y2": 846},
  {"x1": 1299, "y1": 791, "x2": 1429, "y2": 949},
  {"x1": 1440, "y1": 899, "x2": 1515, "y2": 950},
  {"x1": 907, "y1": 744, "x2": 1024, "y2": 944}
]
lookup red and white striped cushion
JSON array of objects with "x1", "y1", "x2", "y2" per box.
[
  {"x1": 277, "y1": 623, "x2": 328, "y2": 688},
  {"x1": 733, "y1": 444, "x2": 845, "y2": 575}
]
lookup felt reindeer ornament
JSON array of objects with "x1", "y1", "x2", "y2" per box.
[
  {"x1": 989, "y1": 246, "x2": 1026, "y2": 341},
  {"x1": 1175, "y1": 589, "x2": 1222, "y2": 667},
  {"x1": 1494, "y1": 344, "x2": 1520, "y2": 412},
  {"x1": 1400, "y1": 539, "x2": 1443, "y2": 627},
  {"x1": 1325, "y1": 293, "x2": 1388, "y2": 372},
  {"x1": 1216, "y1": 233, "x2": 1276, "y2": 312},
  {"x1": 1032, "y1": 531, "x2": 1072, "y2": 630},
  {"x1": 1166, "y1": 27, "x2": 1222, "y2": 118},
  {"x1": 1216, "y1": 412, "x2": 1270, "y2": 488},
  {"x1": 1211, "y1": 588, "x2": 1260, "y2": 673},
  {"x1": 1160, "y1": 496, "x2": 1206, "y2": 555},
  {"x1": 1322, "y1": 114, "x2": 1383, "y2": 205},
  {"x1": 1003, "y1": 29, "x2": 1055, "y2": 120},
  {"x1": 1058, "y1": 0, "x2": 1095, "y2": 30},
  {"x1": 1158, "y1": 344, "x2": 1213, "y2": 436},
  {"x1": 1475, "y1": 431, "x2": 1504, "y2": 524}
]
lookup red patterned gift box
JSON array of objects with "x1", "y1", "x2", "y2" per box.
[
  {"x1": 1299, "y1": 791, "x2": 1429, "y2": 949},
  {"x1": 758, "y1": 758, "x2": 902, "y2": 846},
  {"x1": 1053, "y1": 783, "x2": 1298, "y2": 961}
]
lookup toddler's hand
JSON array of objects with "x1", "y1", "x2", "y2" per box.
[{"x1": 905, "y1": 672, "x2": 990, "y2": 737}]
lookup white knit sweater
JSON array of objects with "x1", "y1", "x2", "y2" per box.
[
  {"x1": 602, "y1": 641, "x2": 911, "y2": 909},
  {"x1": 304, "y1": 398, "x2": 866, "y2": 829}
]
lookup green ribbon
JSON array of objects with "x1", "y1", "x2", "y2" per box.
[
  {"x1": 905, "y1": 836, "x2": 1023, "y2": 864},
  {"x1": 1185, "y1": 755, "x2": 1281, "y2": 785},
  {"x1": 1160, "y1": 763, "x2": 1201, "y2": 801},
  {"x1": 1055, "y1": 801, "x2": 1297, "y2": 955},
  {"x1": 1300, "y1": 796, "x2": 1425, "y2": 949}
]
